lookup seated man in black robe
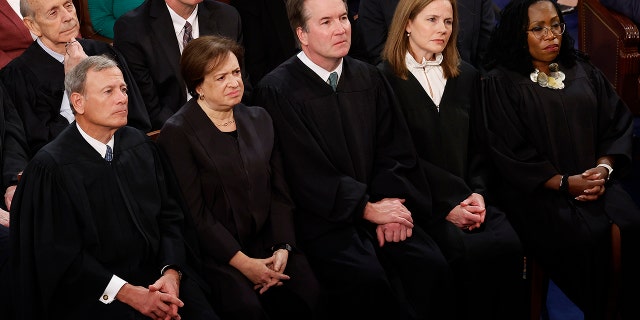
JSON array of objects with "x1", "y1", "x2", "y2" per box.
[
  {"x1": 254, "y1": 0, "x2": 455, "y2": 318},
  {"x1": 9, "y1": 55, "x2": 219, "y2": 320},
  {"x1": 0, "y1": 0, "x2": 150, "y2": 158}
]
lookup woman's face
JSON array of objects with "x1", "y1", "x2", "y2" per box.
[
  {"x1": 405, "y1": 0, "x2": 453, "y2": 61},
  {"x1": 196, "y1": 52, "x2": 243, "y2": 111},
  {"x1": 526, "y1": 1, "x2": 562, "y2": 69}
]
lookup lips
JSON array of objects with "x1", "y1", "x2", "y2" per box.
[
  {"x1": 227, "y1": 90, "x2": 241, "y2": 97},
  {"x1": 544, "y1": 44, "x2": 559, "y2": 51}
]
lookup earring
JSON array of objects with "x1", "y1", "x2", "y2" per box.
[
  {"x1": 407, "y1": 32, "x2": 410, "y2": 37},
  {"x1": 199, "y1": 94, "x2": 205, "y2": 100}
]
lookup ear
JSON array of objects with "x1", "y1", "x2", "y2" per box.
[
  {"x1": 23, "y1": 17, "x2": 42, "y2": 38},
  {"x1": 70, "y1": 92, "x2": 85, "y2": 115},
  {"x1": 296, "y1": 26, "x2": 308, "y2": 47},
  {"x1": 405, "y1": 20, "x2": 413, "y2": 35}
]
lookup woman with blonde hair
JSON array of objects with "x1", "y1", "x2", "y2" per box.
[{"x1": 379, "y1": 0, "x2": 524, "y2": 318}]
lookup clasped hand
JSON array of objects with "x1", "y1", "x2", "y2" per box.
[
  {"x1": 570, "y1": 167, "x2": 608, "y2": 201},
  {"x1": 230, "y1": 251, "x2": 291, "y2": 295},
  {"x1": 117, "y1": 273, "x2": 183, "y2": 320},
  {"x1": 446, "y1": 193, "x2": 486, "y2": 231},
  {"x1": 364, "y1": 198, "x2": 414, "y2": 247}
]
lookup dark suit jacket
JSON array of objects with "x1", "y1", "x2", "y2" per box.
[
  {"x1": 114, "y1": 0, "x2": 243, "y2": 129},
  {"x1": 229, "y1": 0, "x2": 298, "y2": 87},
  {"x1": 0, "y1": 0, "x2": 32, "y2": 69},
  {"x1": 157, "y1": 100, "x2": 296, "y2": 265},
  {"x1": 355, "y1": 0, "x2": 495, "y2": 68}
]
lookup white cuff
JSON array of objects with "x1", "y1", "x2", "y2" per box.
[{"x1": 99, "y1": 275, "x2": 127, "y2": 304}]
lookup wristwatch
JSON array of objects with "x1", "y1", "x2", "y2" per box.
[
  {"x1": 160, "y1": 264, "x2": 183, "y2": 281},
  {"x1": 271, "y1": 243, "x2": 293, "y2": 252}
]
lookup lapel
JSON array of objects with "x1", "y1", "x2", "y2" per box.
[
  {"x1": 197, "y1": 1, "x2": 218, "y2": 37},
  {"x1": 149, "y1": 0, "x2": 182, "y2": 82}
]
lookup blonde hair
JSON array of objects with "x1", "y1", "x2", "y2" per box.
[{"x1": 382, "y1": 0, "x2": 460, "y2": 80}]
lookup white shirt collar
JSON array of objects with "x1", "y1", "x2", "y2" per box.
[
  {"x1": 297, "y1": 51, "x2": 343, "y2": 85},
  {"x1": 76, "y1": 123, "x2": 115, "y2": 159},
  {"x1": 36, "y1": 38, "x2": 64, "y2": 63},
  {"x1": 405, "y1": 52, "x2": 444, "y2": 69},
  {"x1": 167, "y1": 3, "x2": 199, "y2": 51}
]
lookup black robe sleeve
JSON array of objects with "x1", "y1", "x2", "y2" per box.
[
  {"x1": 253, "y1": 82, "x2": 370, "y2": 225},
  {"x1": 0, "y1": 83, "x2": 28, "y2": 191},
  {"x1": 10, "y1": 155, "x2": 115, "y2": 318}
]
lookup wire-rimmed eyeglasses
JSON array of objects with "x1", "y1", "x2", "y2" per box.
[{"x1": 527, "y1": 22, "x2": 566, "y2": 39}]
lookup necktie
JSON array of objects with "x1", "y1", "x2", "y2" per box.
[
  {"x1": 328, "y1": 72, "x2": 338, "y2": 91},
  {"x1": 105, "y1": 145, "x2": 113, "y2": 162},
  {"x1": 183, "y1": 21, "x2": 193, "y2": 49}
]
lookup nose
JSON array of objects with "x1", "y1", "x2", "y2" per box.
[
  {"x1": 437, "y1": 20, "x2": 448, "y2": 33},
  {"x1": 228, "y1": 76, "x2": 241, "y2": 88},
  {"x1": 61, "y1": 6, "x2": 75, "y2": 22},
  {"x1": 335, "y1": 19, "x2": 348, "y2": 35},
  {"x1": 542, "y1": 28, "x2": 557, "y2": 40},
  {"x1": 116, "y1": 89, "x2": 128, "y2": 104}
]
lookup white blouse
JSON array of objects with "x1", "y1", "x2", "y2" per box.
[{"x1": 405, "y1": 52, "x2": 447, "y2": 111}]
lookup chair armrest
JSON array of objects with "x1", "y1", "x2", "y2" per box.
[{"x1": 579, "y1": 0, "x2": 640, "y2": 116}]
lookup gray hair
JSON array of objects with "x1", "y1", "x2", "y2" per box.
[
  {"x1": 64, "y1": 55, "x2": 119, "y2": 99},
  {"x1": 20, "y1": 0, "x2": 34, "y2": 18}
]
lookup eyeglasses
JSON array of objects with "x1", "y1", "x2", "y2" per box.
[{"x1": 527, "y1": 22, "x2": 566, "y2": 39}]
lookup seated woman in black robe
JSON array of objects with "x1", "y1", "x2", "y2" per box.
[
  {"x1": 482, "y1": 0, "x2": 640, "y2": 318},
  {"x1": 378, "y1": 0, "x2": 524, "y2": 318},
  {"x1": 157, "y1": 35, "x2": 319, "y2": 320}
]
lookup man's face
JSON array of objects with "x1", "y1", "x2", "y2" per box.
[
  {"x1": 297, "y1": 0, "x2": 351, "y2": 71},
  {"x1": 73, "y1": 67, "x2": 129, "y2": 133},
  {"x1": 23, "y1": 0, "x2": 79, "y2": 53}
]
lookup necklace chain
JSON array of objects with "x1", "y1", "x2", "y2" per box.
[{"x1": 214, "y1": 119, "x2": 235, "y2": 127}]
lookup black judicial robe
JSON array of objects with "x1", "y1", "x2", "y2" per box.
[
  {"x1": 255, "y1": 55, "x2": 455, "y2": 320},
  {"x1": 0, "y1": 81, "x2": 28, "y2": 315},
  {"x1": 482, "y1": 59, "x2": 640, "y2": 317},
  {"x1": 381, "y1": 60, "x2": 524, "y2": 319},
  {"x1": 380, "y1": 61, "x2": 489, "y2": 213},
  {"x1": 9, "y1": 125, "x2": 190, "y2": 319},
  {"x1": 158, "y1": 101, "x2": 318, "y2": 318},
  {"x1": 254, "y1": 56, "x2": 439, "y2": 241},
  {"x1": 0, "y1": 39, "x2": 151, "y2": 157},
  {"x1": 0, "y1": 82, "x2": 28, "y2": 191}
]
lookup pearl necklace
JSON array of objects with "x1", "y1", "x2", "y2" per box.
[{"x1": 530, "y1": 63, "x2": 565, "y2": 89}]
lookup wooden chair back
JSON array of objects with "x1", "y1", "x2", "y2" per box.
[{"x1": 578, "y1": 0, "x2": 640, "y2": 116}]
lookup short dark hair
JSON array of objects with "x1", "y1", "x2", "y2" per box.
[
  {"x1": 180, "y1": 35, "x2": 244, "y2": 98},
  {"x1": 484, "y1": 0, "x2": 579, "y2": 75}
]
